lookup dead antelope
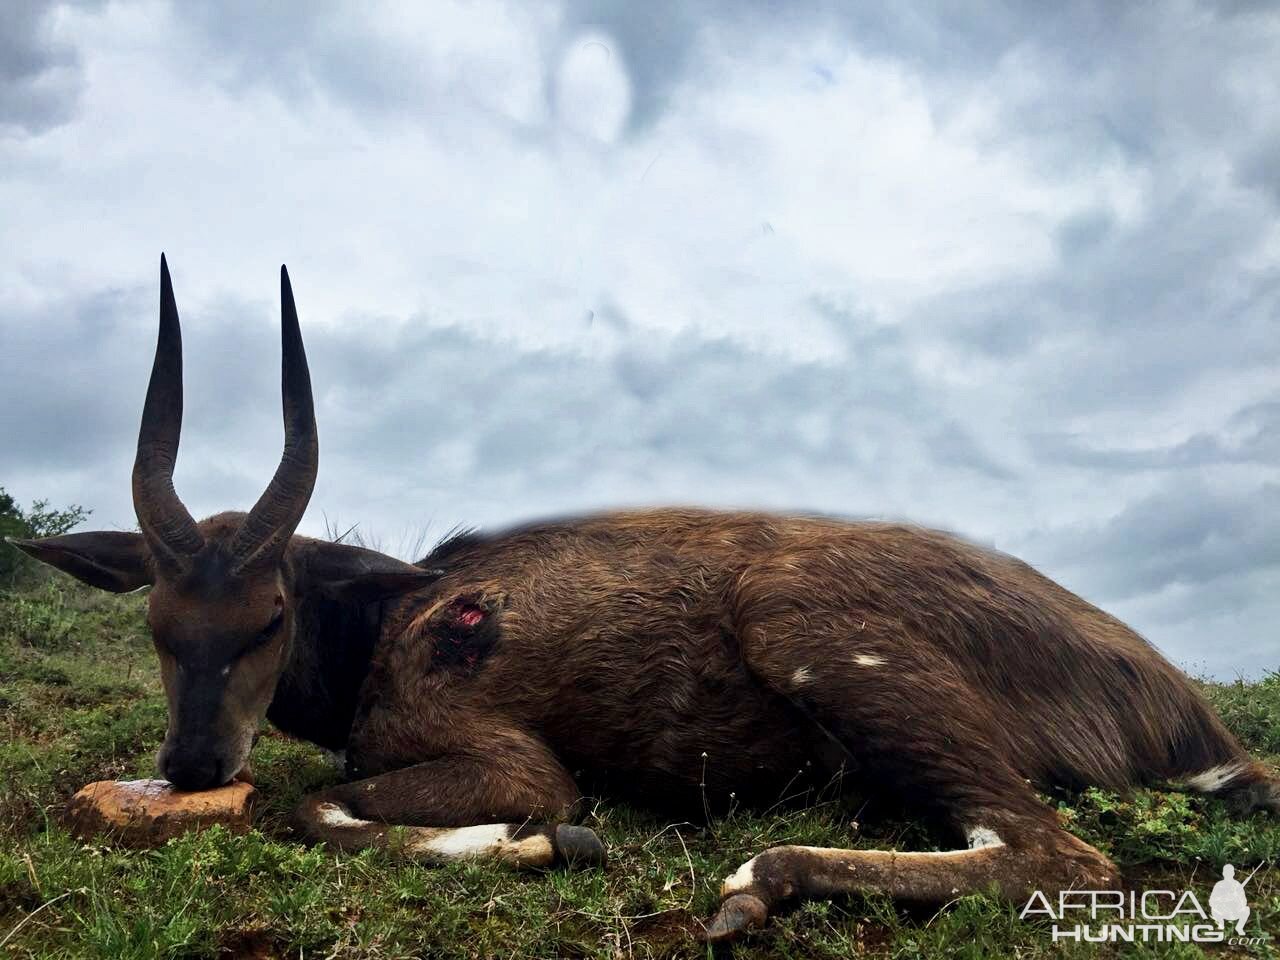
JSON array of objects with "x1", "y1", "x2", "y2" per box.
[{"x1": 10, "y1": 258, "x2": 1278, "y2": 941}]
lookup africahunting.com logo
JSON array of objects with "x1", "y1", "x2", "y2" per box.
[{"x1": 1021, "y1": 863, "x2": 1270, "y2": 946}]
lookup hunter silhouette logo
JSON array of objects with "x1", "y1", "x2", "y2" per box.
[
  {"x1": 1210, "y1": 863, "x2": 1258, "y2": 935},
  {"x1": 1021, "y1": 861, "x2": 1269, "y2": 945}
]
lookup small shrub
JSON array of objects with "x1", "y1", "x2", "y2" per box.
[{"x1": 1201, "y1": 672, "x2": 1280, "y2": 756}]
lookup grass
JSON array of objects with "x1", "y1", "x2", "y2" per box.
[{"x1": 0, "y1": 574, "x2": 1277, "y2": 958}]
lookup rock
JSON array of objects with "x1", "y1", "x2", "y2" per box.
[{"x1": 66, "y1": 779, "x2": 257, "y2": 846}]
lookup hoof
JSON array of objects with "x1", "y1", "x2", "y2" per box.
[
  {"x1": 555, "y1": 823, "x2": 607, "y2": 868},
  {"x1": 703, "y1": 893, "x2": 769, "y2": 943}
]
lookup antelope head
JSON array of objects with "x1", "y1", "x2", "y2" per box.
[{"x1": 8, "y1": 257, "x2": 440, "y2": 789}]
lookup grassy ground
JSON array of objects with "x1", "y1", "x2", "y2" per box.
[{"x1": 0, "y1": 574, "x2": 1277, "y2": 958}]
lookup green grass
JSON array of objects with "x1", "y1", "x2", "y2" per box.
[{"x1": 1, "y1": 575, "x2": 1277, "y2": 958}]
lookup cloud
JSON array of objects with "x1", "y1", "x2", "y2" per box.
[
  {"x1": 1030, "y1": 399, "x2": 1280, "y2": 471},
  {"x1": 1, "y1": 1, "x2": 1277, "y2": 679},
  {"x1": 1022, "y1": 479, "x2": 1280, "y2": 676},
  {"x1": 0, "y1": 0, "x2": 97, "y2": 136},
  {"x1": 558, "y1": 0, "x2": 702, "y2": 135},
  {"x1": 174, "y1": 1, "x2": 553, "y2": 133},
  {"x1": 1035, "y1": 479, "x2": 1280, "y2": 600}
]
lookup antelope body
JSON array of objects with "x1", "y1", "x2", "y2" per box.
[{"x1": 11, "y1": 260, "x2": 1278, "y2": 941}]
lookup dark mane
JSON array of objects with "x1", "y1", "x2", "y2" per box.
[
  {"x1": 267, "y1": 587, "x2": 383, "y2": 751},
  {"x1": 420, "y1": 526, "x2": 484, "y2": 566}
]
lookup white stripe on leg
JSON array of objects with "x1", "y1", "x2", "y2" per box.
[{"x1": 314, "y1": 802, "x2": 554, "y2": 865}]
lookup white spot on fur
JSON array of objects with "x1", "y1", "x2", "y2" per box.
[
  {"x1": 965, "y1": 826, "x2": 1003, "y2": 849},
  {"x1": 416, "y1": 823, "x2": 511, "y2": 856},
  {"x1": 316, "y1": 802, "x2": 368, "y2": 829},
  {"x1": 219, "y1": 665, "x2": 230, "y2": 677},
  {"x1": 722, "y1": 856, "x2": 758, "y2": 895},
  {"x1": 1185, "y1": 761, "x2": 1249, "y2": 793},
  {"x1": 854, "y1": 654, "x2": 885, "y2": 667},
  {"x1": 410, "y1": 824, "x2": 554, "y2": 864},
  {"x1": 791, "y1": 667, "x2": 813, "y2": 685},
  {"x1": 312, "y1": 807, "x2": 551, "y2": 866}
]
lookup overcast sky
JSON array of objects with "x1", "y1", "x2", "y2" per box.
[{"x1": 2, "y1": 1, "x2": 1277, "y2": 677}]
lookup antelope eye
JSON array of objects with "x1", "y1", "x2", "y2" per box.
[{"x1": 239, "y1": 611, "x2": 284, "y2": 657}]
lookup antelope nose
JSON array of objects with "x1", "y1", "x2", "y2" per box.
[{"x1": 163, "y1": 752, "x2": 223, "y2": 792}]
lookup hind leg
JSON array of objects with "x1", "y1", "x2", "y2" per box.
[
  {"x1": 706, "y1": 616, "x2": 1117, "y2": 940},
  {"x1": 707, "y1": 825, "x2": 1116, "y2": 941}
]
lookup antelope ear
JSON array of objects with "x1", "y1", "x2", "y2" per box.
[
  {"x1": 298, "y1": 540, "x2": 444, "y2": 605},
  {"x1": 5, "y1": 532, "x2": 152, "y2": 593}
]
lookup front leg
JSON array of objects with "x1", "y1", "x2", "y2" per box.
[{"x1": 295, "y1": 732, "x2": 605, "y2": 869}]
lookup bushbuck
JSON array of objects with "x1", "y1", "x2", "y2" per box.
[{"x1": 10, "y1": 258, "x2": 1278, "y2": 941}]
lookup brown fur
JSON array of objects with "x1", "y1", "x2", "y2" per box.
[
  {"x1": 349, "y1": 510, "x2": 1253, "y2": 810},
  {"x1": 311, "y1": 507, "x2": 1274, "y2": 938}
]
